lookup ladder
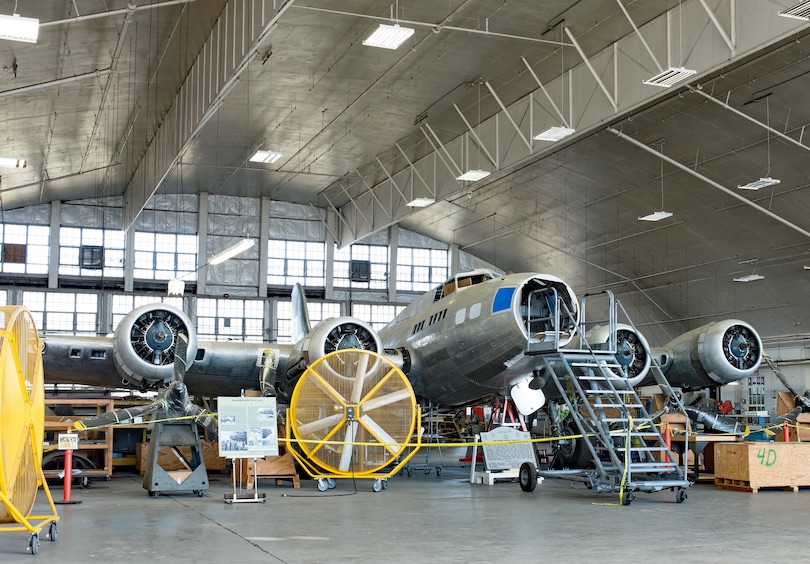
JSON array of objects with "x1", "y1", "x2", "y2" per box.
[{"x1": 527, "y1": 289, "x2": 691, "y2": 503}]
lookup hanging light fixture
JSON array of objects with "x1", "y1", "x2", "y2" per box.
[
  {"x1": 0, "y1": 11, "x2": 39, "y2": 44},
  {"x1": 362, "y1": 1, "x2": 414, "y2": 49},
  {"x1": 778, "y1": 1, "x2": 810, "y2": 20},
  {"x1": 168, "y1": 239, "x2": 255, "y2": 294},
  {"x1": 639, "y1": 141, "x2": 673, "y2": 221},
  {"x1": 642, "y1": 1, "x2": 695, "y2": 87},
  {"x1": 738, "y1": 98, "x2": 780, "y2": 190},
  {"x1": 733, "y1": 259, "x2": 764, "y2": 282},
  {"x1": 458, "y1": 80, "x2": 491, "y2": 181}
]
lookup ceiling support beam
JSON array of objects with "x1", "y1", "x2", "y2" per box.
[
  {"x1": 692, "y1": 88, "x2": 810, "y2": 154},
  {"x1": 395, "y1": 143, "x2": 435, "y2": 200},
  {"x1": 41, "y1": 0, "x2": 195, "y2": 27},
  {"x1": 310, "y1": 203, "x2": 339, "y2": 245},
  {"x1": 337, "y1": 1, "x2": 808, "y2": 247},
  {"x1": 485, "y1": 82, "x2": 532, "y2": 152},
  {"x1": 565, "y1": 27, "x2": 617, "y2": 112},
  {"x1": 324, "y1": 194, "x2": 355, "y2": 241},
  {"x1": 374, "y1": 157, "x2": 409, "y2": 204},
  {"x1": 123, "y1": 0, "x2": 295, "y2": 230},
  {"x1": 521, "y1": 57, "x2": 571, "y2": 129},
  {"x1": 453, "y1": 104, "x2": 498, "y2": 169},
  {"x1": 80, "y1": 3, "x2": 136, "y2": 174},
  {"x1": 697, "y1": 0, "x2": 735, "y2": 55},
  {"x1": 0, "y1": 69, "x2": 111, "y2": 99},
  {"x1": 422, "y1": 124, "x2": 463, "y2": 177},
  {"x1": 608, "y1": 127, "x2": 810, "y2": 240},
  {"x1": 355, "y1": 169, "x2": 391, "y2": 221},
  {"x1": 614, "y1": 0, "x2": 664, "y2": 74}
]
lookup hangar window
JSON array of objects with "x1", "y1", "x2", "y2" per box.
[
  {"x1": 397, "y1": 247, "x2": 447, "y2": 292},
  {"x1": 59, "y1": 227, "x2": 124, "y2": 278},
  {"x1": 110, "y1": 295, "x2": 184, "y2": 331},
  {"x1": 334, "y1": 244, "x2": 387, "y2": 290},
  {"x1": 0, "y1": 224, "x2": 49, "y2": 275},
  {"x1": 22, "y1": 291, "x2": 98, "y2": 335},
  {"x1": 276, "y1": 300, "x2": 341, "y2": 343},
  {"x1": 197, "y1": 298, "x2": 265, "y2": 342},
  {"x1": 133, "y1": 232, "x2": 197, "y2": 281},
  {"x1": 351, "y1": 303, "x2": 404, "y2": 330},
  {"x1": 267, "y1": 240, "x2": 325, "y2": 287}
]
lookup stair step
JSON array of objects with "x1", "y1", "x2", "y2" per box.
[
  {"x1": 584, "y1": 389, "x2": 634, "y2": 394},
  {"x1": 592, "y1": 403, "x2": 643, "y2": 408},
  {"x1": 601, "y1": 418, "x2": 655, "y2": 424},
  {"x1": 616, "y1": 446, "x2": 669, "y2": 452}
]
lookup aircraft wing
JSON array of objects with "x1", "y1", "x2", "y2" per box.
[{"x1": 41, "y1": 303, "x2": 291, "y2": 397}]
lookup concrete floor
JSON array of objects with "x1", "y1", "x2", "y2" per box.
[{"x1": 1, "y1": 460, "x2": 807, "y2": 564}]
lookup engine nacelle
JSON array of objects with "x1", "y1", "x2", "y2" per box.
[
  {"x1": 581, "y1": 323, "x2": 651, "y2": 388},
  {"x1": 112, "y1": 303, "x2": 198, "y2": 388},
  {"x1": 650, "y1": 319, "x2": 761, "y2": 389},
  {"x1": 276, "y1": 317, "x2": 382, "y2": 401}
]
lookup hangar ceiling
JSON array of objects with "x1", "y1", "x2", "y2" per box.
[{"x1": 1, "y1": 0, "x2": 810, "y2": 345}]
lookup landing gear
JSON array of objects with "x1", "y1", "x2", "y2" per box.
[{"x1": 519, "y1": 462, "x2": 538, "y2": 492}]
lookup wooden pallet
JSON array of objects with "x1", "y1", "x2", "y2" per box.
[{"x1": 714, "y1": 477, "x2": 808, "y2": 493}]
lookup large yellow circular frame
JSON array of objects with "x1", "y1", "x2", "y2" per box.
[
  {"x1": 289, "y1": 349, "x2": 419, "y2": 477},
  {"x1": 0, "y1": 306, "x2": 46, "y2": 523}
]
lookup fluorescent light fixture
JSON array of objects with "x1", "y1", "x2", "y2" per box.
[
  {"x1": 208, "y1": 238, "x2": 255, "y2": 266},
  {"x1": 804, "y1": 265, "x2": 810, "y2": 270},
  {"x1": 643, "y1": 66, "x2": 697, "y2": 88},
  {"x1": 0, "y1": 13, "x2": 39, "y2": 43},
  {"x1": 778, "y1": 1, "x2": 810, "y2": 20},
  {"x1": 0, "y1": 157, "x2": 26, "y2": 168},
  {"x1": 456, "y1": 169, "x2": 491, "y2": 182},
  {"x1": 406, "y1": 197, "x2": 435, "y2": 207},
  {"x1": 249, "y1": 149, "x2": 282, "y2": 164},
  {"x1": 733, "y1": 274, "x2": 765, "y2": 282},
  {"x1": 638, "y1": 211, "x2": 673, "y2": 222},
  {"x1": 534, "y1": 126, "x2": 576, "y2": 142},
  {"x1": 737, "y1": 177, "x2": 780, "y2": 190},
  {"x1": 362, "y1": 23, "x2": 414, "y2": 49}
]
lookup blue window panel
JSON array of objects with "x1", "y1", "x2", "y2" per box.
[{"x1": 492, "y1": 287, "x2": 515, "y2": 313}]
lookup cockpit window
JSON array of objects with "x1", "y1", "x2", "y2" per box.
[{"x1": 435, "y1": 270, "x2": 498, "y2": 301}]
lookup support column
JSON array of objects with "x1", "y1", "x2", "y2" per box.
[
  {"x1": 388, "y1": 224, "x2": 398, "y2": 303},
  {"x1": 48, "y1": 202, "x2": 60, "y2": 289},
  {"x1": 197, "y1": 192, "x2": 209, "y2": 295},
  {"x1": 324, "y1": 209, "x2": 336, "y2": 301},
  {"x1": 258, "y1": 197, "x2": 270, "y2": 297}
]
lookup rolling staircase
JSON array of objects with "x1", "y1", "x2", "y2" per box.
[{"x1": 525, "y1": 288, "x2": 691, "y2": 504}]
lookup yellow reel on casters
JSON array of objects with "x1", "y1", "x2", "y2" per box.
[
  {"x1": 288, "y1": 349, "x2": 420, "y2": 484},
  {"x1": 0, "y1": 306, "x2": 58, "y2": 555}
]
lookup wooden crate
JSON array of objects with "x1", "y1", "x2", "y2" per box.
[
  {"x1": 714, "y1": 442, "x2": 810, "y2": 492},
  {"x1": 136, "y1": 442, "x2": 228, "y2": 474},
  {"x1": 234, "y1": 453, "x2": 300, "y2": 489}
]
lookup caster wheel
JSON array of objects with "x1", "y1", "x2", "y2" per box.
[
  {"x1": 436, "y1": 468, "x2": 442, "y2": 477},
  {"x1": 29, "y1": 533, "x2": 39, "y2": 555},
  {"x1": 80, "y1": 477, "x2": 91, "y2": 489},
  {"x1": 675, "y1": 489, "x2": 687, "y2": 503},
  {"x1": 519, "y1": 462, "x2": 538, "y2": 493},
  {"x1": 621, "y1": 492, "x2": 635, "y2": 506},
  {"x1": 372, "y1": 479, "x2": 383, "y2": 492},
  {"x1": 406, "y1": 468, "x2": 412, "y2": 477},
  {"x1": 194, "y1": 490, "x2": 204, "y2": 497},
  {"x1": 149, "y1": 491, "x2": 160, "y2": 497},
  {"x1": 48, "y1": 522, "x2": 57, "y2": 542},
  {"x1": 326, "y1": 478, "x2": 337, "y2": 490},
  {"x1": 382, "y1": 479, "x2": 388, "y2": 490},
  {"x1": 317, "y1": 479, "x2": 329, "y2": 492}
]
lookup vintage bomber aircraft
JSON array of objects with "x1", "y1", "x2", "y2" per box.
[{"x1": 41, "y1": 269, "x2": 762, "y2": 418}]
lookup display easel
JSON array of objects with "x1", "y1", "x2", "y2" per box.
[{"x1": 225, "y1": 458, "x2": 266, "y2": 504}]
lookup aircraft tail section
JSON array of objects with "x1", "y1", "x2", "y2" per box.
[{"x1": 291, "y1": 283, "x2": 311, "y2": 343}]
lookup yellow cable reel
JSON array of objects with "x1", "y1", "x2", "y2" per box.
[{"x1": 289, "y1": 349, "x2": 419, "y2": 478}]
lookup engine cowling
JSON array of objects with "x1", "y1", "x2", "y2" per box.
[
  {"x1": 112, "y1": 303, "x2": 198, "y2": 388},
  {"x1": 582, "y1": 323, "x2": 651, "y2": 388},
  {"x1": 277, "y1": 317, "x2": 382, "y2": 402},
  {"x1": 651, "y1": 319, "x2": 761, "y2": 389}
]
